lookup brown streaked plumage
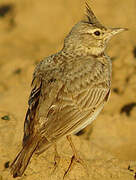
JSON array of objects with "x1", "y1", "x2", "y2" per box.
[{"x1": 10, "y1": 2, "x2": 127, "y2": 178}]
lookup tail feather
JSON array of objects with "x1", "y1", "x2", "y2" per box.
[{"x1": 10, "y1": 136, "x2": 39, "y2": 178}]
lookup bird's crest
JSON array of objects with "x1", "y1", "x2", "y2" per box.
[{"x1": 85, "y1": 2, "x2": 105, "y2": 29}]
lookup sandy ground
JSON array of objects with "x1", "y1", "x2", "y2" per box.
[{"x1": 0, "y1": 0, "x2": 136, "y2": 179}]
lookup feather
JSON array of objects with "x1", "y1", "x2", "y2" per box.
[{"x1": 85, "y1": 2, "x2": 106, "y2": 29}]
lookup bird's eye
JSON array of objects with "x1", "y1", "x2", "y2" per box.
[{"x1": 94, "y1": 30, "x2": 101, "y2": 36}]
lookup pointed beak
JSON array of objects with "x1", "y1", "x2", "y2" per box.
[
  {"x1": 110, "y1": 27, "x2": 128, "y2": 35},
  {"x1": 104, "y1": 27, "x2": 128, "y2": 42}
]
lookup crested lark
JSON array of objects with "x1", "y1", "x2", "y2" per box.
[{"x1": 10, "y1": 2, "x2": 127, "y2": 178}]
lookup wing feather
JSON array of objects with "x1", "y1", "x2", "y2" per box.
[
  {"x1": 41, "y1": 85, "x2": 110, "y2": 142},
  {"x1": 23, "y1": 76, "x2": 42, "y2": 146}
]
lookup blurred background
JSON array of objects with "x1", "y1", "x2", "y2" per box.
[{"x1": 0, "y1": 0, "x2": 136, "y2": 179}]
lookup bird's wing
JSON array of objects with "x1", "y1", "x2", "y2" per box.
[
  {"x1": 39, "y1": 59, "x2": 111, "y2": 142},
  {"x1": 22, "y1": 75, "x2": 42, "y2": 146},
  {"x1": 41, "y1": 86, "x2": 110, "y2": 142},
  {"x1": 22, "y1": 61, "x2": 64, "y2": 146}
]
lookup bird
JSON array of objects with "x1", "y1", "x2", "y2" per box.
[{"x1": 10, "y1": 2, "x2": 127, "y2": 178}]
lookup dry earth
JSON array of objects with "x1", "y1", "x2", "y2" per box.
[{"x1": 0, "y1": 0, "x2": 136, "y2": 180}]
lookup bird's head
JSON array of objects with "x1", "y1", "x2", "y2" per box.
[{"x1": 63, "y1": 3, "x2": 127, "y2": 56}]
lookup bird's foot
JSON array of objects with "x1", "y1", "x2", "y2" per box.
[
  {"x1": 63, "y1": 154, "x2": 88, "y2": 179},
  {"x1": 51, "y1": 144, "x2": 60, "y2": 173},
  {"x1": 53, "y1": 153, "x2": 61, "y2": 173}
]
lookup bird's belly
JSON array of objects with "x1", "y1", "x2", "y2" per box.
[{"x1": 72, "y1": 103, "x2": 104, "y2": 135}]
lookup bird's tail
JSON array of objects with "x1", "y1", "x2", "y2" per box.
[{"x1": 10, "y1": 136, "x2": 39, "y2": 178}]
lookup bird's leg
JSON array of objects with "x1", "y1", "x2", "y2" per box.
[
  {"x1": 53, "y1": 143, "x2": 60, "y2": 172},
  {"x1": 63, "y1": 135, "x2": 88, "y2": 179}
]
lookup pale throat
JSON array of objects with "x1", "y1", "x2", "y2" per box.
[
  {"x1": 62, "y1": 41, "x2": 106, "y2": 57},
  {"x1": 88, "y1": 46, "x2": 106, "y2": 56},
  {"x1": 74, "y1": 45, "x2": 106, "y2": 57}
]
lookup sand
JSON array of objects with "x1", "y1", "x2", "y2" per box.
[{"x1": 0, "y1": 0, "x2": 136, "y2": 179}]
